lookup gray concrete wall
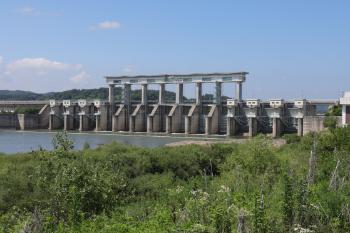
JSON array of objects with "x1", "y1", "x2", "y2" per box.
[
  {"x1": 147, "y1": 105, "x2": 162, "y2": 133},
  {"x1": 98, "y1": 105, "x2": 108, "y2": 131},
  {"x1": 205, "y1": 105, "x2": 219, "y2": 135},
  {"x1": 0, "y1": 114, "x2": 18, "y2": 128},
  {"x1": 17, "y1": 114, "x2": 40, "y2": 130},
  {"x1": 166, "y1": 105, "x2": 183, "y2": 133},
  {"x1": 0, "y1": 114, "x2": 42, "y2": 130},
  {"x1": 38, "y1": 104, "x2": 50, "y2": 128},
  {"x1": 185, "y1": 105, "x2": 200, "y2": 134},
  {"x1": 49, "y1": 114, "x2": 63, "y2": 130},
  {"x1": 130, "y1": 104, "x2": 147, "y2": 132},
  {"x1": 112, "y1": 105, "x2": 129, "y2": 131},
  {"x1": 303, "y1": 116, "x2": 342, "y2": 135}
]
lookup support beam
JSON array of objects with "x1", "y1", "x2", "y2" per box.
[
  {"x1": 123, "y1": 84, "x2": 131, "y2": 122},
  {"x1": 272, "y1": 118, "x2": 282, "y2": 138},
  {"x1": 196, "y1": 82, "x2": 202, "y2": 105},
  {"x1": 49, "y1": 115, "x2": 54, "y2": 130},
  {"x1": 63, "y1": 114, "x2": 70, "y2": 131},
  {"x1": 123, "y1": 84, "x2": 131, "y2": 105},
  {"x1": 185, "y1": 116, "x2": 191, "y2": 134},
  {"x1": 95, "y1": 115, "x2": 101, "y2": 131},
  {"x1": 147, "y1": 116, "x2": 153, "y2": 133},
  {"x1": 248, "y1": 117, "x2": 257, "y2": 137},
  {"x1": 205, "y1": 117, "x2": 212, "y2": 135},
  {"x1": 108, "y1": 84, "x2": 115, "y2": 105},
  {"x1": 129, "y1": 116, "x2": 135, "y2": 132},
  {"x1": 226, "y1": 117, "x2": 237, "y2": 136},
  {"x1": 159, "y1": 83, "x2": 165, "y2": 104},
  {"x1": 176, "y1": 83, "x2": 183, "y2": 104},
  {"x1": 166, "y1": 116, "x2": 172, "y2": 134},
  {"x1": 236, "y1": 82, "x2": 242, "y2": 101},
  {"x1": 108, "y1": 84, "x2": 116, "y2": 131},
  {"x1": 79, "y1": 115, "x2": 84, "y2": 131},
  {"x1": 141, "y1": 84, "x2": 148, "y2": 105},
  {"x1": 215, "y1": 82, "x2": 222, "y2": 105}
]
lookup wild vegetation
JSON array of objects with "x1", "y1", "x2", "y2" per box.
[{"x1": 1, "y1": 127, "x2": 350, "y2": 232}]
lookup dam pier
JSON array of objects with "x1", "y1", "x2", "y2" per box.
[{"x1": 0, "y1": 72, "x2": 347, "y2": 137}]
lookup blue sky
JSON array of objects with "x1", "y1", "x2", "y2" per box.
[{"x1": 0, "y1": 0, "x2": 349, "y2": 99}]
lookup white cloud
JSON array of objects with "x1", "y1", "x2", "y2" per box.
[
  {"x1": 16, "y1": 6, "x2": 38, "y2": 15},
  {"x1": 6, "y1": 58, "x2": 71, "y2": 74},
  {"x1": 70, "y1": 71, "x2": 89, "y2": 83},
  {"x1": 123, "y1": 64, "x2": 135, "y2": 73},
  {"x1": 1, "y1": 57, "x2": 92, "y2": 92},
  {"x1": 90, "y1": 21, "x2": 121, "y2": 31},
  {"x1": 0, "y1": 56, "x2": 3, "y2": 64},
  {"x1": 15, "y1": 6, "x2": 62, "y2": 17}
]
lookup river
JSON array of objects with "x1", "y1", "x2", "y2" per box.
[{"x1": 0, "y1": 130, "x2": 221, "y2": 154}]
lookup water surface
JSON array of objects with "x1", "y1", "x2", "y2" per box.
[{"x1": 0, "y1": 130, "x2": 220, "y2": 154}]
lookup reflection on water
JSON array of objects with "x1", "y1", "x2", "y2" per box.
[{"x1": 0, "y1": 130, "x2": 220, "y2": 154}]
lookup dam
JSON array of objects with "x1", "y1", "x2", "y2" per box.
[{"x1": 0, "y1": 72, "x2": 347, "y2": 137}]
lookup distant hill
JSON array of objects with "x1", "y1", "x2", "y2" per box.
[
  {"x1": 0, "y1": 90, "x2": 42, "y2": 100},
  {"x1": 0, "y1": 88, "x2": 231, "y2": 102},
  {"x1": 0, "y1": 88, "x2": 179, "y2": 102}
]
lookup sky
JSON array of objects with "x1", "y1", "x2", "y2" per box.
[{"x1": 0, "y1": 0, "x2": 349, "y2": 99}]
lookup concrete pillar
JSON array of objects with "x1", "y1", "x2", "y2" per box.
[
  {"x1": 129, "y1": 116, "x2": 135, "y2": 132},
  {"x1": 123, "y1": 84, "x2": 131, "y2": 105},
  {"x1": 141, "y1": 84, "x2": 148, "y2": 105},
  {"x1": 297, "y1": 118, "x2": 303, "y2": 137},
  {"x1": 64, "y1": 114, "x2": 69, "y2": 131},
  {"x1": 205, "y1": 117, "x2": 212, "y2": 135},
  {"x1": 112, "y1": 115, "x2": 117, "y2": 132},
  {"x1": 49, "y1": 115, "x2": 54, "y2": 130},
  {"x1": 185, "y1": 116, "x2": 191, "y2": 134},
  {"x1": 159, "y1": 83, "x2": 165, "y2": 104},
  {"x1": 196, "y1": 82, "x2": 202, "y2": 105},
  {"x1": 108, "y1": 84, "x2": 116, "y2": 131},
  {"x1": 108, "y1": 84, "x2": 115, "y2": 105},
  {"x1": 236, "y1": 82, "x2": 242, "y2": 101},
  {"x1": 79, "y1": 115, "x2": 84, "y2": 131},
  {"x1": 147, "y1": 116, "x2": 153, "y2": 133},
  {"x1": 95, "y1": 115, "x2": 100, "y2": 131},
  {"x1": 226, "y1": 117, "x2": 237, "y2": 136},
  {"x1": 215, "y1": 82, "x2": 222, "y2": 105},
  {"x1": 342, "y1": 105, "x2": 346, "y2": 126},
  {"x1": 123, "y1": 83, "x2": 131, "y2": 126},
  {"x1": 95, "y1": 105, "x2": 108, "y2": 131},
  {"x1": 176, "y1": 83, "x2": 183, "y2": 104},
  {"x1": 139, "y1": 84, "x2": 148, "y2": 132},
  {"x1": 166, "y1": 116, "x2": 172, "y2": 134},
  {"x1": 248, "y1": 117, "x2": 257, "y2": 137},
  {"x1": 272, "y1": 118, "x2": 282, "y2": 138}
]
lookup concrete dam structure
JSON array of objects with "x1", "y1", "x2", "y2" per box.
[{"x1": 0, "y1": 72, "x2": 346, "y2": 137}]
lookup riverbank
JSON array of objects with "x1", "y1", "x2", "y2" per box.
[{"x1": 165, "y1": 138, "x2": 286, "y2": 147}]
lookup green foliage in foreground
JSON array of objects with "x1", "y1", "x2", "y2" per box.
[{"x1": 1, "y1": 128, "x2": 350, "y2": 232}]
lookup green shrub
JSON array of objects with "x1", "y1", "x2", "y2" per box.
[
  {"x1": 283, "y1": 134, "x2": 301, "y2": 144},
  {"x1": 1, "y1": 129, "x2": 350, "y2": 232},
  {"x1": 323, "y1": 116, "x2": 337, "y2": 129}
]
